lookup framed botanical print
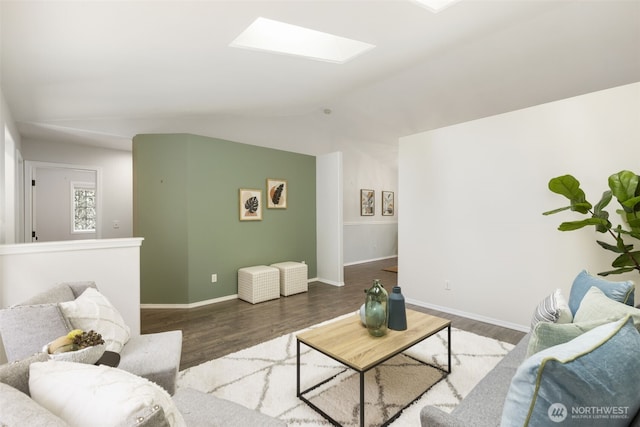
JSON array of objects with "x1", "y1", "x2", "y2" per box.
[
  {"x1": 267, "y1": 178, "x2": 287, "y2": 209},
  {"x1": 360, "y1": 189, "x2": 374, "y2": 216},
  {"x1": 382, "y1": 191, "x2": 394, "y2": 216},
  {"x1": 239, "y1": 188, "x2": 262, "y2": 221}
]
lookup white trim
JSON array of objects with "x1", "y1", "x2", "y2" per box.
[
  {"x1": 141, "y1": 277, "x2": 336, "y2": 308},
  {"x1": 344, "y1": 255, "x2": 397, "y2": 267},
  {"x1": 141, "y1": 294, "x2": 238, "y2": 309},
  {"x1": 316, "y1": 278, "x2": 345, "y2": 287},
  {"x1": 406, "y1": 297, "x2": 530, "y2": 333},
  {"x1": 344, "y1": 221, "x2": 398, "y2": 226},
  {"x1": 0, "y1": 237, "x2": 143, "y2": 255}
]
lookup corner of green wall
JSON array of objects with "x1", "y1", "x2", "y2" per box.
[{"x1": 134, "y1": 133, "x2": 316, "y2": 305}]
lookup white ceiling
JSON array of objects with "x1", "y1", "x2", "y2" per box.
[{"x1": 2, "y1": 0, "x2": 639, "y2": 155}]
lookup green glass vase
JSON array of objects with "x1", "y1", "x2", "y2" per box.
[{"x1": 364, "y1": 279, "x2": 388, "y2": 337}]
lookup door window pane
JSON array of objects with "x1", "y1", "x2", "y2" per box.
[{"x1": 72, "y1": 184, "x2": 96, "y2": 233}]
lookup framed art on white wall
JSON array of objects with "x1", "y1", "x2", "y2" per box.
[
  {"x1": 382, "y1": 191, "x2": 394, "y2": 216},
  {"x1": 360, "y1": 189, "x2": 374, "y2": 216}
]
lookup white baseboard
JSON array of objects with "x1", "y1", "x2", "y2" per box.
[
  {"x1": 141, "y1": 294, "x2": 238, "y2": 309},
  {"x1": 141, "y1": 277, "x2": 322, "y2": 309},
  {"x1": 316, "y1": 278, "x2": 345, "y2": 287},
  {"x1": 406, "y1": 298, "x2": 530, "y2": 333},
  {"x1": 344, "y1": 255, "x2": 398, "y2": 267}
]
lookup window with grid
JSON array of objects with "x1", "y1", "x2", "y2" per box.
[{"x1": 72, "y1": 182, "x2": 96, "y2": 233}]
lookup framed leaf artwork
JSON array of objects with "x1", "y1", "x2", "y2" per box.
[
  {"x1": 360, "y1": 189, "x2": 374, "y2": 216},
  {"x1": 239, "y1": 188, "x2": 262, "y2": 221},
  {"x1": 382, "y1": 191, "x2": 394, "y2": 216},
  {"x1": 267, "y1": 179, "x2": 287, "y2": 209}
]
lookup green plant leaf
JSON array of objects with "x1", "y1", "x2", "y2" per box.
[
  {"x1": 542, "y1": 206, "x2": 572, "y2": 216},
  {"x1": 609, "y1": 170, "x2": 639, "y2": 203},
  {"x1": 596, "y1": 240, "x2": 633, "y2": 253},
  {"x1": 616, "y1": 228, "x2": 640, "y2": 239},
  {"x1": 548, "y1": 175, "x2": 582, "y2": 199},
  {"x1": 612, "y1": 251, "x2": 640, "y2": 267},
  {"x1": 621, "y1": 195, "x2": 640, "y2": 212},
  {"x1": 592, "y1": 209, "x2": 610, "y2": 233},
  {"x1": 594, "y1": 190, "x2": 612, "y2": 213},
  {"x1": 599, "y1": 267, "x2": 637, "y2": 276},
  {"x1": 558, "y1": 218, "x2": 609, "y2": 231},
  {"x1": 629, "y1": 216, "x2": 640, "y2": 226},
  {"x1": 571, "y1": 202, "x2": 592, "y2": 214},
  {"x1": 548, "y1": 175, "x2": 591, "y2": 213}
]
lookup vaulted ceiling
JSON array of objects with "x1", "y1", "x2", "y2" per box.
[{"x1": 2, "y1": 1, "x2": 639, "y2": 155}]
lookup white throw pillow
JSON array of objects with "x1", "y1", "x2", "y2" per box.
[
  {"x1": 530, "y1": 288, "x2": 573, "y2": 328},
  {"x1": 29, "y1": 361, "x2": 185, "y2": 427},
  {"x1": 59, "y1": 287, "x2": 130, "y2": 352}
]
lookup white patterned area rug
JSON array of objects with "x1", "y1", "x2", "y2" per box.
[{"x1": 177, "y1": 314, "x2": 514, "y2": 426}]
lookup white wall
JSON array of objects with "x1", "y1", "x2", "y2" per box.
[
  {"x1": 20, "y1": 139, "x2": 132, "y2": 239},
  {"x1": 317, "y1": 152, "x2": 344, "y2": 286},
  {"x1": 0, "y1": 89, "x2": 22, "y2": 244},
  {"x1": 342, "y1": 144, "x2": 398, "y2": 264},
  {"x1": 399, "y1": 82, "x2": 640, "y2": 331}
]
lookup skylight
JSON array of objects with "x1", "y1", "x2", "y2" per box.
[
  {"x1": 229, "y1": 17, "x2": 375, "y2": 64},
  {"x1": 411, "y1": 0, "x2": 460, "y2": 13}
]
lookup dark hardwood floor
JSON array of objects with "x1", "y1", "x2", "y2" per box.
[{"x1": 141, "y1": 258, "x2": 525, "y2": 370}]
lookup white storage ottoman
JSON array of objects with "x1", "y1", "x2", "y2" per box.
[
  {"x1": 237, "y1": 265, "x2": 280, "y2": 304},
  {"x1": 270, "y1": 262, "x2": 308, "y2": 296}
]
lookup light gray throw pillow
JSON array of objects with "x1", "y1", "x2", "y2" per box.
[{"x1": 0, "y1": 304, "x2": 71, "y2": 362}]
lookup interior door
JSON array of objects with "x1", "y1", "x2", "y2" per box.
[{"x1": 29, "y1": 164, "x2": 98, "y2": 242}]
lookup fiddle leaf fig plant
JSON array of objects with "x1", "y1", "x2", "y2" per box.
[{"x1": 543, "y1": 170, "x2": 640, "y2": 277}]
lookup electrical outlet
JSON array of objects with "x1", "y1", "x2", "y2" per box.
[
  {"x1": 211, "y1": 274, "x2": 217, "y2": 283},
  {"x1": 445, "y1": 280, "x2": 452, "y2": 291}
]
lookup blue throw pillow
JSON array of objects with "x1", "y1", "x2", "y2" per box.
[
  {"x1": 501, "y1": 316, "x2": 640, "y2": 427},
  {"x1": 567, "y1": 270, "x2": 634, "y2": 315}
]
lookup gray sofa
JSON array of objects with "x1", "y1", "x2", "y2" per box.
[
  {"x1": 420, "y1": 334, "x2": 530, "y2": 426},
  {"x1": 421, "y1": 331, "x2": 640, "y2": 427},
  {"x1": 0, "y1": 353, "x2": 286, "y2": 427},
  {"x1": 0, "y1": 282, "x2": 286, "y2": 427},
  {"x1": 0, "y1": 281, "x2": 182, "y2": 394}
]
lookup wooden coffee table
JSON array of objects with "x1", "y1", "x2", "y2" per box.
[{"x1": 296, "y1": 309, "x2": 451, "y2": 427}]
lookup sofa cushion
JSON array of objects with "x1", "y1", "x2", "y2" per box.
[
  {"x1": 568, "y1": 270, "x2": 634, "y2": 315},
  {"x1": 61, "y1": 281, "x2": 98, "y2": 298},
  {"x1": 29, "y1": 360, "x2": 185, "y2": 427},
  {"x1": 501, "y1": 316, "x2": 640, "y2": 427},
  {"x1": 0, "y1": 382, "x2": 68, "y2": 427},
  {"x1": 574, "y1": 286, "x2": 640, "y2": 329},
  {"x1": 526, "y1": 317, "x2": 616, "y2": 357},
  {"x1": 118, "y1": 331, "x2": 182, "y2": 395},
  {"x1": 0, "y1": 304, "x2": 72, "y2": 362},
  {"x1": 17, "y1": 284, "x2": 76, "y2": 306},
  {"x1": 172, "y1": 387, "x2": 287, "y2": 427},
  {"x1": 530, "y1": 289, "x2": 572, "y2": 328},
  {"x1": 445, "y1": 335, "x2": 528, "y2": 424},
  {"x1": 59, "y1": 287, "x2": 130, "y2": 352},
  {"x1": 0, "y1": 352, "x2": 49, "y2": 395}
]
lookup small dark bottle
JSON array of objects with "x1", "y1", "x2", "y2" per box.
[{"x1": 387, "y1": 286, "x2": 407, "y2": 331}]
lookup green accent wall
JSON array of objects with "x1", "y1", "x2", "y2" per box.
[{"x1": 133, "y1": 134, "x2": 317, "y2": 304}]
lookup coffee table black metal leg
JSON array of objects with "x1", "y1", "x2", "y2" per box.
[
  {"x1": 360, "y1": 371, "x2": 365, "y2": 427},
  {"x1": 447, "y1": 324, "x2": 452, "y2": 373},
  {"x1": 296, "y1": 339, "x2": 300, "y2": 397}
]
